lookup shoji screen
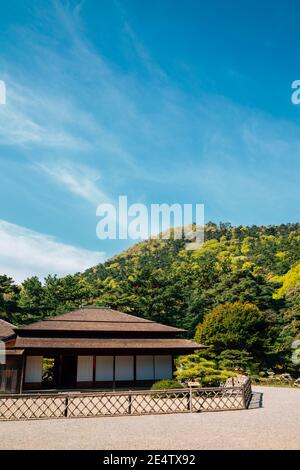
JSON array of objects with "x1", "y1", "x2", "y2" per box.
[
  {"x1": 136, "y1": 355, "x2": 154, "y2": 380},
  {"x1": 115, "y1": 356, "x2": 134, "y2": 381},
  {"x1": 96, "y1": 356, "x2": 114, "y2": 381},
  {"x1": 77, "y1": 356, "x2": 93, "y2": 382},
  {"x1": 154, "y1": 355, "x2": 173, "y2": 380}
]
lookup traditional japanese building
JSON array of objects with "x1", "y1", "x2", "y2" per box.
[{"x1": 0, "y1": 307, "x2": 203, "y2": 393}]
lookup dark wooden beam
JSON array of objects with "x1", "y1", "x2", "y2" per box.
[{"x1": 92, "y1": 355, "x2": 96, "y2": 387}]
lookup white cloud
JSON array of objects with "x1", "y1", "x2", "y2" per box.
[
  {"x1": 0, "y1": 82, "x2": 89, "y2": 149},
  {"x1": 37, "y1": 161, "x2": 111, "y2": 206},
  {"x1": 0, "y1": 220, "x2": 105, "y2": 283}
]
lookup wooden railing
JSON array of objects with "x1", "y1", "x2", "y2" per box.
[{"x1": 0, "y1": 380, "x2": 252, "y2": 421}]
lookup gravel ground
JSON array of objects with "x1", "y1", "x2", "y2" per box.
[{"x1": 0, "y1": 386, "x2": 299, "y2": 450}]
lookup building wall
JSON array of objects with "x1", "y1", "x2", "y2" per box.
[{"x1": 23, "y1": 353, "x2": 174, "y2": 389}]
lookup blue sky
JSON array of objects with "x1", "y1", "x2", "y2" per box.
[{"x1": 1, "y1": 0, "x2": 300, "y2": 282}]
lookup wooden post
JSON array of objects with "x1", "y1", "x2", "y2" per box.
[
  {"x1": 189, "y1": 387, "x2": 193, "y2": 412},
  {"x1": 172, "y1": 356, "x2": 176, "y2": 377},
  {"x1": 128, "y1": 394, "x2": 132, "y2": 414},
  {"x1": 58, "y1": 354, "x2": 63, "y2": 387},
  {"x1": 113, "y1": 356, "x2": 116, "y2": 391},
  {"x1": 133, "y1": 356, "x2": 137, "y2": 385},
  {"x1": 19, "y1": 354, "x2": 26, "y2": 394},
  {"x1": 64, "y1": 396, "x2": 69, "y2": 417},
  {"x1": 93, "y1": 355, "x2": 96, "y2": 387}
]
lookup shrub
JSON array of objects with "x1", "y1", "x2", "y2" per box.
[
  {"x1": 151, "y1": 379, "x2": 183, "y2": 391},
  {"x1": 175, "y1": 354, "x2": 235, "y2": 386}
]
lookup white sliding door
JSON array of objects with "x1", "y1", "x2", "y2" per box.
[
  {"x1": 154, "y1": 355, "x2": 173, "y2": 380},
  {"x1": 136, "y1": 355, "x2": 154, "y2": 380},
  {"x1": 115, "y1": 356, "x2": 134, "y2": 381},
  {"x1": 96, "y1": 356, "x2": 114, "y2": 381},
  {"x1": 77, "y1": 356, "x2": 93, "y2": 382}
]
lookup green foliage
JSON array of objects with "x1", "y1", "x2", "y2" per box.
[
  {"x1": 272, "y1": 262, "x2": 300, "y2": 299},
  {"x1": 195, "y1": 302, "x2": 267, "y2": 358},
  {"x1": 175, "y1": 354, "x2": 235, "y2": 386},
  {"x1": 0, "y1": 275, "x2": 19, "y2": 321},
  {"x1": 218, "y1": 349, "x2": 254, "y2": 372},
  {"x1": 285, "y1": 286, "x2": 300, "y2": 339},
  {"x1": 273, "y1": 285, "x2": 300, "y2": 365},
  {"x1": 151, "y1": 379, "x2": 183, "y2": 390},
  {"x1": 18, "y1": 276, "x2": 45, "y2": 323},
  {"x1": 42, "y1": 358, "x2": 55, "y2": 384}
]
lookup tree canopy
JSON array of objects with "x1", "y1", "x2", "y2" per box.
[{"x1": 195, "y1": 302, "x2": 267, "y2": 357}]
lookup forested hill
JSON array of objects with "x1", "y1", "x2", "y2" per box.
[{"x1": 1, "y1": 222, "x2": 300, "y2": 370}]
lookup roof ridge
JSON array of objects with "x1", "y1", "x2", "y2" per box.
[
  {"x1": 79, "y1": 305, "x2": 111, "y2": 309},
  {"x1": 47, "y1": 307, "x2": 152, "y2": 321},
  {"x1": 42, "y1": 319, "x2": 155, "y2": 324},
  {"x1": 18, "y1": 308, "x2": 185, "y2": 332}
]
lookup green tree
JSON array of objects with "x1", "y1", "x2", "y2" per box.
[
  {"x1": 18, "y1": 276, "x2": 45, "y2": 323},
  {"x1": 272, "y1": 262, "x2": 300, "y2": 299},
  {"x1": 195, "y1": 302, "x2": 268, "y2": 359},
  {"x1": 218, "y1": 349, "x2": 254, "y2": 372},
  {"x1": 212, "y1": 268, "x2": 276, "y2": 310},
  {"x1": 0, "y1": 275, "x2": 19, "y2": 322}
]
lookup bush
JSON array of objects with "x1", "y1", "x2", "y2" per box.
[
  {"x1": 175, "y1": 354, "x2": 236, "y2": 386},
  {"x1": 151, "y1": 379, "x2": 183, "y2": 391}
]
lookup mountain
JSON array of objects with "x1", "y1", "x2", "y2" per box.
[{"x1": 1, "y1": 222, "x2": 300, "y2": 371}]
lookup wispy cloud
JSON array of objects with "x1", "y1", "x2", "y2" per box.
[
  {"x1": 0, "y1": 80, "x2": 90, "y2": 149},
  {"x1": 37, "y1": 161, "x2": 111, "y2": 206},
  {"x1": 0, "y1": 220, "x2": 105, "y2": 283},
  {"x1": 0, "y1": 1, "x2": 172, "y2": 169}
]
